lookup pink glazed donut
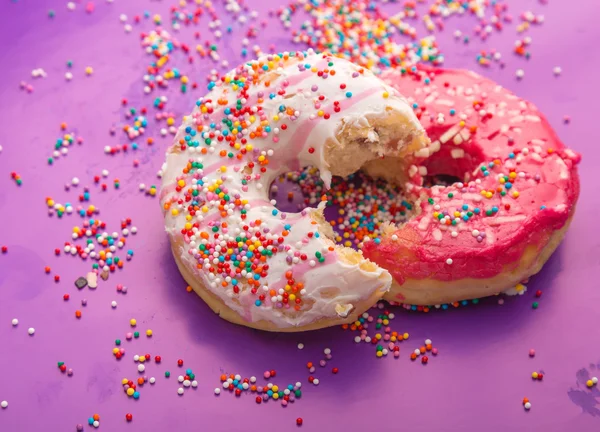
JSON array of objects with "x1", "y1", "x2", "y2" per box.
[{"x1": 362, "y1": 65, "x2": 581, "y2": 306}]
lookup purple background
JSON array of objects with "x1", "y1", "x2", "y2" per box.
[{"x1": 1, "y1": 0, "x2": 600, "y2": 431}]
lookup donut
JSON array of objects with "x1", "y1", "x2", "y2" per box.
[
  {"x1": 160, "y1": 50, "x2": 428, "y2": 331},
  {"x1": 360, "y1": 65, "x2": 581, "y2": 306}
]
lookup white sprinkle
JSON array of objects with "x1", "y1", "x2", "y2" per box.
[
  {"x1": 451, "y1": 231, "x2": 458, "y2": 238},
  {"x1": 137, "y1": 364, "x2": 145, "y2": 373},
  {"x1": 1, "y1": 401, "x2": 7, "y2": 408},
  {"x1": 425, "y1": 339, "x2": 432, "y2": 345},
  {"x1": 111, "y1": 301, "x2": 117, "y2": 308},
  {"x1": 65, "y1": 72, "x2": 73, "y2": 81},
  {"x1": 354, "y1": 336, "x2": 361, "y2": 343},
  {"x1": 324, "y1": 348, "x2": 331, "y2": 355},
  {"x1": 183, "y1": 380, "x2": 191, "y2": 387},
  {"x1": 214, "y1": 388, "x2": 221, "y2": 395},
  {"x1": 297, "y1": 343, "x2": 304, "y2": 350},
  {"x1": 414, "y1": 349, "x2": 421, "y2": 355},
  {"x1": 149, "y1": 377, "x2": 156, "y2": 384},
  {"x1": 192, "y1": 380, "x2": 198, "y2": 388},
  {"x1": 93, "y1": 421, "x2": 100, "y2": 428},
  {"x1": 553, "y1": 66, "x2": 562, "y2": 76},
  {"x1": 593, "y1": 377, "x2": 599, "y2": 385},
  {"x1": 524, "y1": 402, "x2": 531, "y2": 410},
  {"x1": 133, "y1": 355, "x2": 140, "y2": 362},
  {"x1": 177, "y1": 387, "x2": 184, "y2": 395},
  {"x1": 391, "y1": 234, "x2": 398, "y2": 241},
  {"x1": 101, "y1": 169, "x2": 109, "y2": 177},
  {"x1": 312, "y1": 378, "x2": 320, "y2": 386},
  {"x1": 250, "y1": 376, "x2": 256, "y2": 383},
  {"x1": 139, "y1": 183, "x2": 146, "y2": 191},
  {"x1": 28, "y1": 327, "x2": 35, "y2": 335},
  {"x1": 11, "y1": 319, "x2": 18, "y2": 326},
  {"x1": 446, "y1": 258, "x2": 453, "y2": 265},
  {"x1": 388, "y1": 313, "x2": 395, "y2": 319},
  {"x1": 516, "y1": 69, "x2": 525, "y2": 79},
  {"x1": 178, "y1": 375, "x2": 184, "y2": 383}
]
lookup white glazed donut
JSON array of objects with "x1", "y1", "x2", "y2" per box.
[{"x1": 160, "y1": 50, "x2": 427, "y2": 331}]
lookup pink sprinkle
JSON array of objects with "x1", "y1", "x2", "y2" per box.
[
  {"x1": 529, "y1": 349, "x2": 536, "y2": 357},
  {"x1": 263, "y1": 371, "x2": 270, "y2": 379},
  {"x1": 126, "y1": 332, "x2": 133, "y2": 340}
]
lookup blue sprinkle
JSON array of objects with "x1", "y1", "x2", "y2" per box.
[
  {"x1": 462, "y1": 204, "x2": 468, "y2": 210},
  {"x1": 272, "y1": 209, "x2": 278, "y2": 216},
  {"x1": 345, "y1": 91, "x2": 352, "y2": 98},
  {"x1": 255, "y1": 300, "x2": 261, "y2": 306},
  {"x1": 540, "y1": 205, "x2": 546, "y2": 210},
  {"x1": 508, "y1": 152, "x2": 515, "y2": 159},
  {"x1": 505, "y1": 182, "x2": 512, "y2": 189}
]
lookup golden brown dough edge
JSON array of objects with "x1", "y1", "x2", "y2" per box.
[
  {"x1": 384, "y1": 211, "x2": 575, "y2": 305},
  {"x1": 169, "y1": 238, "x2": 388, "y2": 332}
]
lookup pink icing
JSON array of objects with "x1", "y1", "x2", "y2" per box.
[{"x1": 362, "y1": 65, "x2": 581, "y2": 284}]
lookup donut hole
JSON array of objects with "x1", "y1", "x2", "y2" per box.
[
  {"x1": 269, "y1": 167, "x2": 414, "y2": 250},
  {"x1": 423, "y1": 174, "x2": 462, "y2": 188}
]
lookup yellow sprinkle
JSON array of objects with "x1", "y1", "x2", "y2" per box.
[
  {"x1": 376, "y1": 351, "x2": 383, "y2": 358},
  {"x1": 512, "y1": 191, "x2": 520, "y2": 198},
  {"x1": 587, "y1": 380, "x2": 594, "y2": 388},
  {"x1": 531, "y1": 372, "x2": 539, "y2": 379},
  {"x1": 146, "y1": 329, "x2": 153, "y2": 337},
  {"x1": 122, "y1": 378, "x2": 129, "y2": 385},
  {"x1": 171, "y1": 209, "x2": 179, "y2": 216},
  {"x1": 112, "y1": 348, "x2": 119, "y2": 354},
  {"x1": 382, "y1": 92, "x2": 389, "y2": 99},
  {"x1": 130, "y1": 319, "x2": 137, "y2": 327},
  {"x1": 85, "y1": 66, "x2": 93, "y2": 75},
  {"x1": 220, "y1": 166, "x2": 227, "y2": 173},
  {"x1": 127, "y1": 388, "x2": 135, "y2": 397},
  {"x1": 177, "y1": 180, "x2": 185, "y2": 187},
  {"x1": 167, "y1": 118, "x2": 175, "y2": 126},
  {"x1": 403, "y1": 332, "x2": 409, "y2": 340}
]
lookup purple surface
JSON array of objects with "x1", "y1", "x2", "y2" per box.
[{"x1": 1, "y1": 0, "x2": 600, "y2": 431}]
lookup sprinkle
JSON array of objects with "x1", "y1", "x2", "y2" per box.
[
  {"x1": 11, "y1": 319, "x2": 18, "y2": 326},
  {"x1": 28, "y1": 327, "x2": 35, "y2": 335}
]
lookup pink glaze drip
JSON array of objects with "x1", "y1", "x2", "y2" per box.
[{"x1": 362, "y1": 65, "x2": 581, "y2": 285}]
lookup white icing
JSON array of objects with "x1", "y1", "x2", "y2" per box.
[{"x1": 160, "y1": 51, "x2": 423, "y2": 328}]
